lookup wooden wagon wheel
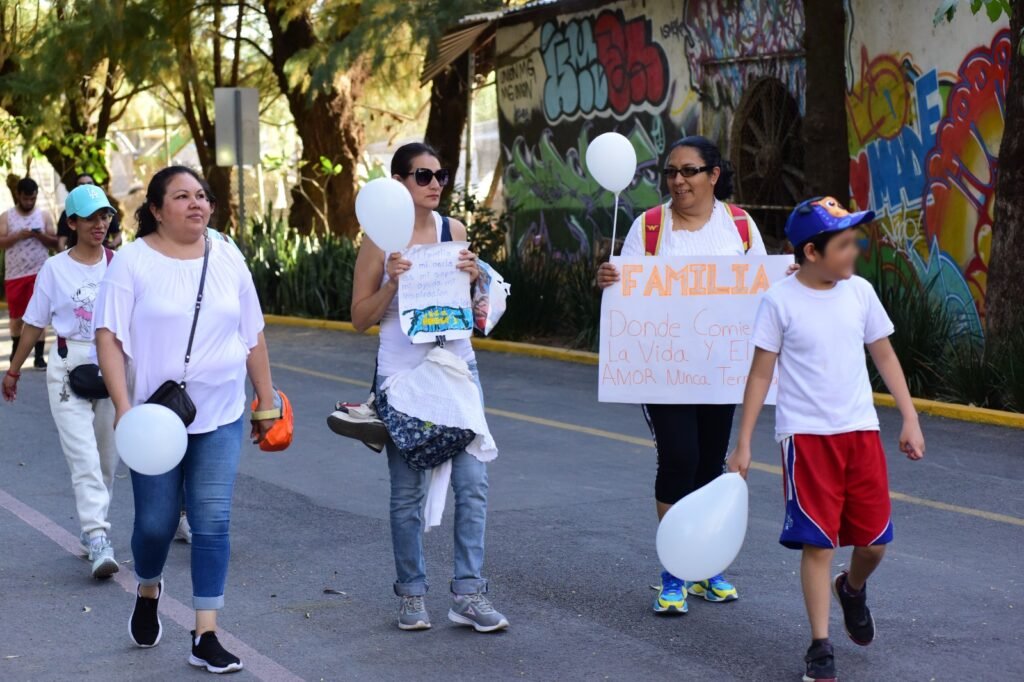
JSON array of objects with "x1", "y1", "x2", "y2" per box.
[{"x1": 730, "y1": 77, "x2": 805, "y2": 241}]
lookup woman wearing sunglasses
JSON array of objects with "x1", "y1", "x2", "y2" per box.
[
  {"x1": 350, "y1": 142, "x2": 509, "y2": 633},
  {"x1": 597, "y1": 135, "x2": 768, "y2": 616}
]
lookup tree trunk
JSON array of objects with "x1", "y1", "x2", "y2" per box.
[
  {"x1": 801, "y1": 0, "x2": 849, "y2": 202},
  {"x1": 263, "y1": 2, "x2": 366, "y2": 236},
  {"x1": 424, "y1": 52, "x2": 470, "y2": 202},
  {"x1": 985, "y1": 2, "x2": 1024, "y2": 340}
]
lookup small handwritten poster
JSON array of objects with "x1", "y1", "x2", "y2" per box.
[
  {"x1": 598, "y1": 255, "x2": 792, "y2": 404},
  {"x1": 399, "y1": 241, "x2": 474, "y2": 344}
]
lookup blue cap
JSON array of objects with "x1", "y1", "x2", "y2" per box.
[
  {"x1": 785, "y1": 196, "x2": 875, "y2": 247},
  {"x1": 65, "y1": 185, "x2": 114, "y2": 219}
]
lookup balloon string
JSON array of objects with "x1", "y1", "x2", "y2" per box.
[{"x1": 609, "y1": 192, "x2": 620, "y2": 261}]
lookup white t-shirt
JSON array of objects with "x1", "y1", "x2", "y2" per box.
[
  {"x1": 751, "y1": 275, "x2": 894, "y2": 441},
  {"x1": 620, "y1": 200, "x2": 767, "y2": 257},
  {"x1": 22, "y1": 250, "x2": 109, "y2": 342},
  {"x1": 377, "y1": 212, "x2": 475, "y2": 377},
  {"x1": 94, "y1": 238, "x2": 265, "y2": 434}
]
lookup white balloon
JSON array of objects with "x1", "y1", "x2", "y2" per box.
[
  {"x1": 655, "y1": 472, "x2": 749, "y2": 581},
  {"x1": 585, "y1": 132, "x2": 638, "y2": 193},
  {"x1": 115, "y1": 404, "x2": 188, "y2": 476},
  {"x1": 355, "y1": 178, "x2": 415, "y2": 252}
]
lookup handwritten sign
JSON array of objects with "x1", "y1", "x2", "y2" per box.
[
  {"x1": 598, "y1": 255, "x2": 792, "y2": 404},
  {"x1": 399, "y1": 241, "x2": 473, "y2": 344}
]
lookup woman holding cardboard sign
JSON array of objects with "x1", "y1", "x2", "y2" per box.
[
  {"x1": 351, "y1": 142, "x2": 509, "y2": 634},
  {"x1": 598, "y1": 136, "x2": 768, "y2": 615}
]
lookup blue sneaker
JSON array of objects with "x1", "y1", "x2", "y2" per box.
[
  {"x1": 653, "y1": 571, "x2": 688, "y2": 614},
  {"x1": 686, "y1": 574, "x2": 739, "y2": 602}
]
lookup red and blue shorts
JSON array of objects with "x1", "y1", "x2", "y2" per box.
[
  {"x1": 779, "y1": 431, "x2": 893, "y2": 550},
  {"x1": 4, "y1": 274, "x2": 37, "y2": 320}
]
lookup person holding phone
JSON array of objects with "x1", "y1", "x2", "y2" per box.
[{"x1": 1, "y1": 177, "x2": 58, "y2": 367}]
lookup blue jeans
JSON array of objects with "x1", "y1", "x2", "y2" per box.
[
  {"x1": 130, "y1": 417, "x2": 244, "y2": 610},
  {"x1": 379, "y1": 365, "x2": 489, "y2": 597}
]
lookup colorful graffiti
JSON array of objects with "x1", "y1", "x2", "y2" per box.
[
  {"x1": 847, "y1": 29, "x2": 1011, "y2": 338},
  {"x1": 540, "y1": 9, "x2": 669, "y2": 123},
  {"x1": 923, "y1": 31, "x2": 1011, "y2": 317},
  {"x1": 503, "y1": 122, "x2": 663, "y2": 260},
  {"x1": 678, "y1": 0, "x2": 805, "y2": 146}
]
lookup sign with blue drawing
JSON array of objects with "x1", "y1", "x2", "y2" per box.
[{"x1": 399, "y1": 241, "x2": 474, "y2": 344}]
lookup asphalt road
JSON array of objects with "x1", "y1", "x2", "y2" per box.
[{"x1": 1, "y1": 321, "x2": 1022, "y2": 681}]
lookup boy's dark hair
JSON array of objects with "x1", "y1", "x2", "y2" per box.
[
  {"x1": 793, "y1": 229, "x2": 846, "y2": 265},
  {"x1": 16, "y1": 177, "x2": 38, "y2": 195}
]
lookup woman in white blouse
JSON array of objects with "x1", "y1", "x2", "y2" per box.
[
  {"x1": 598, "y1": 136, "x2": 766, "y2": 616},
  {"x1": 95, "y1": 166, "x2": 278, "y2": 674}
]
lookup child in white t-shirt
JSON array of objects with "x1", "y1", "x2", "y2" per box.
[
  {"x1": 1, "y1": 184, "x2": 121, "y2": 580},
  {"x1": 727, "y1": 197, "x2": 925, "y2": 682}
]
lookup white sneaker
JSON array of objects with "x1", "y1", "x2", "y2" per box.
[
  {"x1": 174, "y1": 514, "x2": 192, "y2": 544},
  {"x1": 328, "y1": 396, "x2": 388, "y2": 452},
  {"x1": 87, "y1": 535, "x2": 119, "y2": 579}
]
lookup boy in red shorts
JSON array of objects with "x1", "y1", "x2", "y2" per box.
[{"x1": 728, "y1": 197, "x2": 925, "y2": 682}]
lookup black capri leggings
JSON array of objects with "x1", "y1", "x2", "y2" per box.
[{"x1": 642, "y1": 403, "x2": 737, "y2": 505}]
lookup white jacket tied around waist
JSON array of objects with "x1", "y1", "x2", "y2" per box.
[{"x1": 382, "y1": 347, "x2": 497, "y2": 528}]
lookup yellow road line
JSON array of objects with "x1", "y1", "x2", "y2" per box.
[{"x1": 272, "y1": 362, "x2": 1024, "y2": 528}]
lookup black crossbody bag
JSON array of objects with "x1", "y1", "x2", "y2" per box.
[{"x1": 145, "y1": 237, "x2": 210, "y2": 427}]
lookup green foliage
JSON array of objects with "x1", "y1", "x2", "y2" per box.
[
  {"x1": 560, "y1": 257, "x2": 603, "y2": 351},
  {"x1": 242, "y1": 208, "x2": 358, "y2": 321},
  {"x1": 935, "y1": 0, "x2": 1013, "y2": 24},
  {"x1": 35, "y1": 133, "x2": 116, "y2": 184},
  {"x1": 440, "y1": 188, "x2": 509, "y2": 263},
  {"x1": 867, "y1": 275, "x2": 1023, "y2": 412}
]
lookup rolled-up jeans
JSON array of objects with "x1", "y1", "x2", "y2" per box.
[
  {"x1": 378, "y1": 363, "x2": 489, "y2": 597},
  {"x1": 130, "y1": 416, "x2": 244, "y2": 610}
]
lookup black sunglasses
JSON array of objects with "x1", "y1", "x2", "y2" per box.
[
  {"x1": 661, "y1": 165, "x2": 712, "y2": 179},
  {"x1": 403, "y1": 168, "x2": 451, "y2": 187}
]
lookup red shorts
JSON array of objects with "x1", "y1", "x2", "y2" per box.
[
  {"x1": 779, "y1": 431, "x2": 893, "y2": 550},
  {"x1": 4, "y1": 274, "x2": 37, "y2": 320}
]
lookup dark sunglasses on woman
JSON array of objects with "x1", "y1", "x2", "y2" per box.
[
  {"x1": 403, "y1": 168, "x2": 451, "y2": 187},
  {"x1": 661, "y1": 165, "x2": 712, "y2": 179}
]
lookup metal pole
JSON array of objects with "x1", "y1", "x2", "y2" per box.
[{"x1": 234, "y1": 89, "x2": 245, "y2": 248}]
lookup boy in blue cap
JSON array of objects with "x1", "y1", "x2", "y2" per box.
[{"x1": 728, "y1": 197, "x2": 925, "y2": 681}]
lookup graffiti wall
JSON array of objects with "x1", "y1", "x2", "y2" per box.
[
  {"x1": 495, "y1": 0, "x2": 805, "y2": 261},
  {"x1": 846, "y1": 0, "x2": 1010, "y2": 337}
]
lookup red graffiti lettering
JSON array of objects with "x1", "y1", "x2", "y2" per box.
[{"x1": 593, "y1": 10, "x2": 668, "y2": 115}]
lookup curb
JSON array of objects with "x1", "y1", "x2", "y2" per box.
[
  {"x1": 263, "y1": 312, "x2": 1024, "y2": 430},
  {"x1": 4, "y1": 301, "x2": 1019, "y2": 429}
]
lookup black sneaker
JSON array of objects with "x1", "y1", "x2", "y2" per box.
[
  {"x1": 802, "y1": 639, "x2": 837, "y2": 682},
  {"x1": 189, "y1": 630, "x2": 243, "y2": 674},
  {"x1": 129, "y1": 580, "x2": 162, "y2": 648},
  {"x1": 33, "y1": 356, "x2": 47, "y2": 370},
  {"x1": 832, "y1": 571, "x2": 875, "y2": 645}
]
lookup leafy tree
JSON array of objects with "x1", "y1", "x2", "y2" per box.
[
  {"x1": 158, "y1": 0, "x2": 280, "y2": 230},
  {"x1": 0, "y1": 1, "x2": 165, "y2": 191},
  {"x1": 260, "y1": 0, "x2": 504, "y2": 236}
]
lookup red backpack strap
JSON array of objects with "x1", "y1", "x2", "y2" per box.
[
  {"x1": 104, "y1": 247, "x2": 114, "y2": 264},
  {"x1": 725, "y1": 202, "x2": 751, "y2": 253},
  {"x1": 643, "y1": 205, "x2": 665, "y2": 256}
]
